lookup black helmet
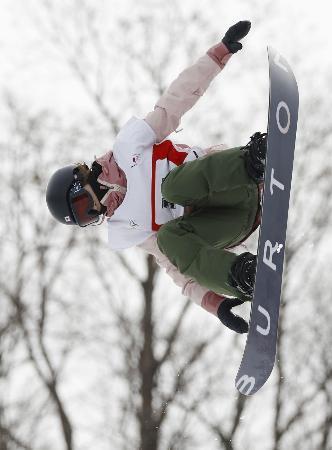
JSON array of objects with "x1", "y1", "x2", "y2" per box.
[
  {"x1": 46, "y1": 165, "x2": 77, "y2": 225},
  {"x1": 46, "y1": 164, "x2": 104, "y2": 227}
]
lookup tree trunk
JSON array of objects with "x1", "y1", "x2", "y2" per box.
[{"x1": 138, "y1": 255, "x2": 159, "y2": 450}]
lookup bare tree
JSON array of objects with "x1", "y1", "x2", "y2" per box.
[
  {"x1": 29, "y1": 3, "x2": 249, "y2": 449},
  {"x1": 1, "y1": 1, "x2": 332, "y2": 450}
]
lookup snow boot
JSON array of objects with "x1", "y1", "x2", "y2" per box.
[
  {"x1": 242, "y1": 132, "x2": 267, "y2": 183},
  {"x1": 228, "y1": 252, "x2": 257, "y2": 299}
]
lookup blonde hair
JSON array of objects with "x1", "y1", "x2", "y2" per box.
[{"x1": 73, "y1": 163, "x2": 90, "y2": 185}]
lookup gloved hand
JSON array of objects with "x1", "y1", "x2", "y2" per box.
[
  {"x1": 217, "y1": 298, "x2": 249, "y2": 334},
  {"x1": 222, "y1": 20, "x2": 251, "y2": 53}
]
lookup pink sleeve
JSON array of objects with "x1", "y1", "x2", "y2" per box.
[{"x1": 144, "y1": 42, "x2": 232, "y2": 143}]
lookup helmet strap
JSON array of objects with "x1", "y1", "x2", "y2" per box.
[{"x1": 87, "y1": 161, "x2": 109, "y2": 204}]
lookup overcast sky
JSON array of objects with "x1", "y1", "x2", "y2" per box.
[{"x1": 0, "y1": 0, "x2": 330, "y2": 121}]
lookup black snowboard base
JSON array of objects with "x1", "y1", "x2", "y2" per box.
[{"x1": 235, "y1": 47, "x2": 299, "y2": 396}]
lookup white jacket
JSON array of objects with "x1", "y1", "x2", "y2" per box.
[{"x1": 110, "y1": 42, "x2": 235, "y2": 315}]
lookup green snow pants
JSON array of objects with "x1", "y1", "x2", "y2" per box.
[{"x1": 157, "y1": 147, "x2": 259, "y2": 301}]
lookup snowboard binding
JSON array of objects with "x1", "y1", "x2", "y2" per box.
[
  {"x1": 242, "y1": 132, "x2": 267, "y2": 183},
  {"x1": 228, "y1": 252, "x2": 257, "y2": 299}
]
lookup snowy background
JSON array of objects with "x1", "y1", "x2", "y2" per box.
[{"x1": 0, "y1": 0, "x2": 332, "y2": 449}]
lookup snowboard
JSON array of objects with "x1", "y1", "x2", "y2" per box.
[{"x1": 235, "y1": 47, "x2": 299, "y2": 396}]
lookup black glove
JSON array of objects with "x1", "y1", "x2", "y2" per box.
[
  {"x1": 217, "y1": 298, "x2": 249, "y2": 334},
  {"x1": 222, "y1": 20, "x2": 251, "y2": 53}
]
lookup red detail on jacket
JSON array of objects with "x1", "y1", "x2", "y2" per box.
[{"x1": 151, "y1": 140, "x2": 189, "y2": 231}]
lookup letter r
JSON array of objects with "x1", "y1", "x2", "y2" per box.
[{"x1": 263, "y1": 240, "x2": 280, "y2": 271}]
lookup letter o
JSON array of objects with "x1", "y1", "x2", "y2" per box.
[{"x1": 276, "y1": 101, "x2": 291, "y2": 134}]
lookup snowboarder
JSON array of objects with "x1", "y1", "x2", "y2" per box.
[{"x1": 46, "y1": 20, "x2": 267, "y2": 334}]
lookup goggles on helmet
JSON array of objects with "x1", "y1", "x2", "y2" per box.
[{"x1": 68, "y1": 180, "x2": 100, "y2": 227}]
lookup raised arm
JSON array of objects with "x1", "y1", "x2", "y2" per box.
[{"x1": 144, "y1": 21, "x2": 251, "y2": 143}]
